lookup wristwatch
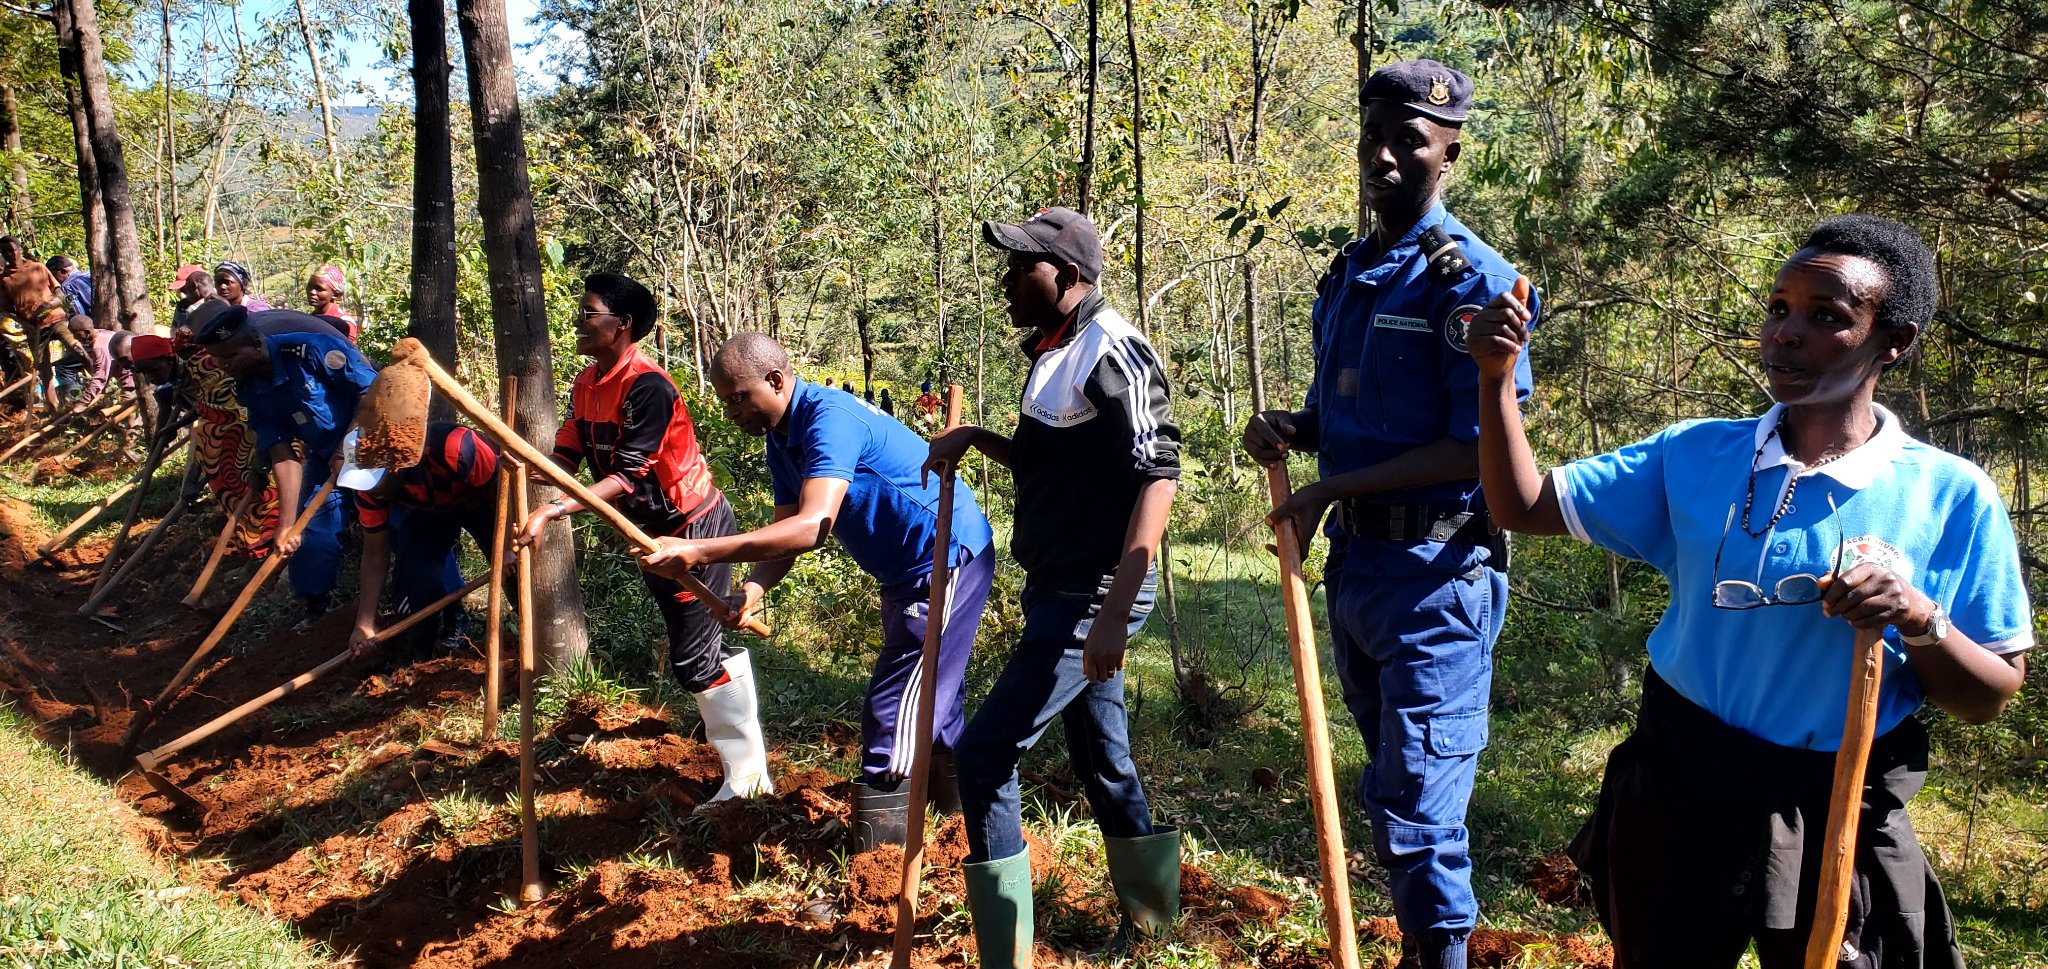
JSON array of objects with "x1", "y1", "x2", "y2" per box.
[{"x1": 1901, "y1": 602, "x2": 1949, "y2": 647}]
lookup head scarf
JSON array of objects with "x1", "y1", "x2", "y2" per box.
[
  {"x1": 129, "y1": 334, "x2": 175, "y2": 362},
  {"x1": 313, "y1": 264, "x2": 348, "y2": 295},
  {"x1": 214, "y1": 261, "x2": 253, "y2": 287}
]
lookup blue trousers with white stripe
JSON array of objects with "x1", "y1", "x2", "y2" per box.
[{"x1": 864, "y1": 543, "x2": 994, "y2": 783}]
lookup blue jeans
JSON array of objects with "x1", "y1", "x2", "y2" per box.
[
  {"x1": 386, "y1": 503, "x2": 496, "y2": 614},
  {"x1": 1326, "y1": 540, "x2": 1505, "y2": 942},
  {"x1": 288, "y1": 457, "x2": 346, "y2": 601},
  {"x1": 957, "y1": 571, "x2": 1157, "y2": 863}
]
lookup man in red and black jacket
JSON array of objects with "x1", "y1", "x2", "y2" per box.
[
  {"x1": 518, "y1": 272, "x2": 770, "y2": 806},
  {"x1": 338, "y1": 421, "x2": 502, "y2": 658}
]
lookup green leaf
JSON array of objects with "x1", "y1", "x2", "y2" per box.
[
  {"x1": 1228, "y1": 214, "x2": 1250, "y2": 238},
  {"x1": 1247, "y1": 224, "x2": 1267, "y2": 248},
  {"x1": 1266, "y1": 196, "x2": 1292, "y2": 218},
  {"x1": 1213, "y1": 206, "x2": 1239, "y2": 222}
]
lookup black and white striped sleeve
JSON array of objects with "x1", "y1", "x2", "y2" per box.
[{"x1": 1093, "y1": 335, "x2": 1181, "y2": 479}]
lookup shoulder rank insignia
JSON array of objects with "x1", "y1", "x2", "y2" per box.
[{"x1": 1419, "y1": 225, "x2": 1472, "y2": 282}]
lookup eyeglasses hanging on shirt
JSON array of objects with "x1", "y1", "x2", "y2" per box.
[{"x1": 1711, "y1": 491, "x2": 1846, "y2": 610}]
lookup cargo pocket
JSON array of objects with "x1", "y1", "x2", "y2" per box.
[{"x1": 1427, "y1": 709, "x2": 1489, "y2": 757}]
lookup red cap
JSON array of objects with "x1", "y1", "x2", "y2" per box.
[
  {"x1": 129, "y1": 334, "x2": 175, "y2": 362},
  {"x1": 167, "y1": 264, "x2": 206, "y2": 291}
]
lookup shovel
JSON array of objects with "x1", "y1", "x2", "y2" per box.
[{"x1": 133, "y1": 574, "x2": 491, "y2": 824}]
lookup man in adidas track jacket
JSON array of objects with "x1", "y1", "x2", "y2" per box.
[{"x1": 924, "y1": 206, "x2": 1181, "y2": 968}]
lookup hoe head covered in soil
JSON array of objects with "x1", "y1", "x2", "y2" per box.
[{"x1": 357, "y1": 340, "x2": 432, "y2": 470}]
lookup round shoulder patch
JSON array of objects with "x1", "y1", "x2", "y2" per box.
[
  {"x1": 323, "y1": 349, "x2": 348, "y2": 371},
  {"x1": 1840, "y1": 535, "x2": 1913, "y2": 581},
  {"x1": 1444, "y1": 304, "x2": 1483, "y2": 354}
]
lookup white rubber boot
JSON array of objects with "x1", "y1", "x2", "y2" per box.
[{"x1": 693, "y1": 649, "x2": 774, "y2": 807}]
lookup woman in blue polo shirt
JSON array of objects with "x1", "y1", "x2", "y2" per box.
[{"x1": 1468, "y1": 215, "x2": 2030, "y2": 968}]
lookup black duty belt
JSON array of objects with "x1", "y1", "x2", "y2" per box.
[{"x1": 1334, "y1": 499, "x2": 1487, "y2": 545}]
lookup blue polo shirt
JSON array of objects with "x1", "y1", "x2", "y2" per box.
[
  {"x1": 1554, "y1": 403, "x2": 2034, "y2": 750},
  {"x1": 1307, "y1": 201, "x2": 1537, "y2": 509},
  {"x1": 237, "y1": 330, "x2": 377, "y2": 460},
  {"x1": 766, "y1": 378, "x2": 994, "y2": 587}
]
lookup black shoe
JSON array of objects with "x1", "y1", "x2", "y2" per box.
[
  {"x1": 929, "y1": 750, "x2": 962, "y2": 816},
  {"x1": 292, "y1": 593, "x2": 333, "y2": 633},
  {"x1": 852, "y1": 779, "x2": 910, "y2": 852},
  {"x1": 435, "y1": 609, "x2": 473, "y2": 654}
]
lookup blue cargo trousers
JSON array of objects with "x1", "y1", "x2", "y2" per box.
[{"x1": 1326, "y1": 539, "x2": 1506, "y2": 950}]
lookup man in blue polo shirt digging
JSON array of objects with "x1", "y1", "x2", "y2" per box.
[
  {"x1": 639, "y1": 332, "x2": 995, "y2": 850},
  {"x1": 1242, "y1": 59, "x2": 1536, "y2": 969}
]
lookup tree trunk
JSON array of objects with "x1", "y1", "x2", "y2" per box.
[
  {"x1": 2, "y1": 86, "x2": 29, "y2": 246},
  {"x1": 295, "y1": 0, "x2": 343, "y2": 184},
  {"x1": 932, "y1": 189, "x2": 947, "y2": 382},
  {"x1": 63, "y1": 0, "x2": 156, "y2": 336},
  {"x1": 1077, "y1": 0, "x2": 1098, "y2": 214},
  {"x1": 1354, "y1": 0, "x2": 1376, "y2": 234},
  {"x1": 457, "y1": 0, "x2": 592, "y2": 670},
  {"x1": 161, "y1": 0, "x2": 181, "y2": 263},
  {"x1": 50, "y1": 3, "x2": 110, "y2": 325},
  {"x1": 1241, "y1": 11, "x2": 1270, "y2": 413},
  {"x1": 408, "y1": 0, "x2": 459, "y2": 402}
]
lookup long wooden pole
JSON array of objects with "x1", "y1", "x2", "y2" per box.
[
  {"x1": 119, "y1": 475, "x2": 340, "y2": 754},
  {"x1": 183, "y1": 487, "x2": 258, "y2": 607},
  {"x1": 390, "y1": 339, "x2": 768, "y2": 636},
  {"x1": 36, "y1": 478, "x2": 139, "y2": 557},
  {"x1": 1266, "y1": 465, "x2": 1361, "y2": 969},
  {"x1": 77, "y1": 479, "x2": 194, "y2": 615},
  {"x1": 1804, "y1": 628, "x2": 1886, "y2": 969},
  {"x1": 515, "y1": 469, "x2": 543, "y2": 904},
  {"x1": 134, "y1": 575, "x2": 489, "y2": 772},
  {"x1": 482, "y1": 377, "x2": 516, "y2": 740},
  {"x1": 889, "y1": 384, "x2": 964, "y2": 969},
  {"x1": 46, "y1": 400, "x2": 139, "y2": 462},
  {"x1": 83, "y1": 437, "x2": 195, "y2": 610}
]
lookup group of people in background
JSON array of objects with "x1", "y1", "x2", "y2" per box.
[{"x1": 0, "y1": 54, "x2": 2031, "y2": 969}]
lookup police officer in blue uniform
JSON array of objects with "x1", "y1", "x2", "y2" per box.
[
  {"x1": 193, "y1": 303, "x2": 378, "y2": 629},
  {"x1": 1243, "y1": 60, "x2": 1537, "y2": 969}
]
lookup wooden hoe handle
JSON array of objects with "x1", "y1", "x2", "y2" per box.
[
  {"x1": 120, "y1": 475, "x2": 341, "y2": 754},
  {"x1": 1266, "y1": 464, "x2": 1362, "y2": 969},
  {"x1": 133, "y1": 574, "x2": 490, "y2": 772},
  {"x1": 1804, "y1": 627, "x2": 1886, "y2": 969},
  {"x1": 392, "y1": 340, "x2": 770, "y2": 637},
  {"x1": 890, "y1": 384, "x2": 965, "y2": 969}
]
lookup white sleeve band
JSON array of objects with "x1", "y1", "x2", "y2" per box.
[
  {"x1": 1550, "y1": 466, "x2": 1591, "y2": 544},
  {"x1": 1978, "y1": 632, "x2": 2035, "y2": 656}
]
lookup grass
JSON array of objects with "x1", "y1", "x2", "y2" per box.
[
  {"x1": 4, "y1": 448, "x2": 2044, "y2": 967},
  {"x1": 0, "y1": 703, "x2": 323, "y2": 968}
]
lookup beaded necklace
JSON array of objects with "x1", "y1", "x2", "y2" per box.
[{"x1": 1739, "y1": 415, "x2": 1856, "y2": 538}]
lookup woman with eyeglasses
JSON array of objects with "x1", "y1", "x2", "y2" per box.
[
  {"x1": 516, "y1": 273, "x2": 772, "y2": 808},
  {"x1": 1468, "y1": 215, "x2": 2030, "y2": 969}
]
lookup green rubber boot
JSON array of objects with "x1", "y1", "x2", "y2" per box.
[
  {"x1": 963, "y1": 849, "x2": 1034, "y2": 969},
  {"x1": 1102, "y1": 824, "x2": 1181, "y2": 951}
]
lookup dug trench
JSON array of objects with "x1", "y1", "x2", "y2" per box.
[{"x1": 0, "y1": 463, "x2": 1612, "y2": 968}]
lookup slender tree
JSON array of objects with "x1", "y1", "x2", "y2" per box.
[
  {"x1": 457, "y1": 0, "x2": 592, "y2": 668},
  {"x1": 159, "y1": 0, "x2": 180, "y2": 263},
  {"x1": 294, "y1": 0, "x2": 343, "y2": 185},
  {"x1": 1354, "y1": 0, "x2": 1376, "y2": 233},
  {"x1": 1077, "y1": 0, "x2": 1098, "y2": 214},
  {"x1": 1, "y1": 85, "x2": 28, "y2": 244},
  {"x1": 408, "y1": 0, "x2": 458, "y2": 385},
  {"x1": 61, "y1": 0, "x2": 154, "y2": 335}
]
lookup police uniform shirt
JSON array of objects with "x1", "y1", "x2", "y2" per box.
[
  {"x1": 236, "y1": 329, "x2": 377, "y2": 460},
  {"x1": 1553, "y1": 403, "x2": 2034, "y2": 751},
  {"x1": 1307, "y1": 201, "x2": 1537, "y2": 506}
]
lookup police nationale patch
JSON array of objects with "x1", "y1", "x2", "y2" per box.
[
  {"x1": 323, "y1": 349, "x2": 347, "y2": 370},
  {"x1": 1372, "y1": 313, "x2": 1430, "y2": 333},
  {"x1": 1840, "y1": 535, "x2": 1912, "y2": 581},
  {"x1": 1444, "y1": 304, "x2": 1483, "y2": 354}
]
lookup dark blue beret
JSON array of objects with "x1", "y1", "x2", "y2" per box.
[
  {"x1": 1363, "y1": 59, "x2": 1472, "y2": 125},
  {"x1": 188, "y1": 302, "x2": 250, "y2": 346}
]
